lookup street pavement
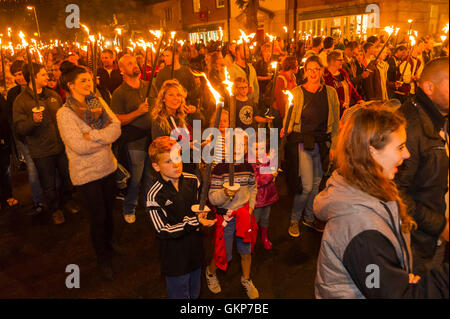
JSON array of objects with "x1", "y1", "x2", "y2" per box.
[{"x1": 0, "y1": 168, "x2": 322, "y2": 299}]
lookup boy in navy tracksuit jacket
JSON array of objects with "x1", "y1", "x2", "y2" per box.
[{"x1": 146, "y1": 136, "x2": 215, "y2": 299}]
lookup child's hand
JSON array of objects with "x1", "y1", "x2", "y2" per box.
[
  {"x1": 198, "y1": 212, "x2": 216, "y2": 227},
  {"x1": 249, "y1": 208, "x2": 254, "y2": 215}
]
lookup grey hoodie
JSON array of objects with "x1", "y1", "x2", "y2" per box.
[{"x1": 314, "y1": 171, "x2": 413, "y2": 298}]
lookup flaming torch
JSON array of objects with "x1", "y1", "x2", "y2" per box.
[
  {"x1": 222, "y1": 67, "x2": 239, "y2": 190},
  {"x1": 191, "y1": 71, "x2": 225, "y2": 214}
]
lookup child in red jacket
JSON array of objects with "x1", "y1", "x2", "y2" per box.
[{"x1": 251, "y1": 142, "x2": 279, "y2": 250}]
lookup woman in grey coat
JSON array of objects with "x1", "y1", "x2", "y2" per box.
[{"x1": 314, "y1": 104, "x2": 448, "y2": 298}]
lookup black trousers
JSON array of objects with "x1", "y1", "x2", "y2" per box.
[
  {"x1": 33, "y1": 152, "x2": 73, "y2": 213},
  {"x1": 0, "y1": 145, "x2": 12, "y2": 202},
  {"x1": 77, "y1": 172, "x2": 117, "y2": 264}
]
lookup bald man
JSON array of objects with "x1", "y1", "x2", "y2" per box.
[
  {"x1": 395, "y1": 57, "x2": 449, "y2": 276},
  {"x1": 111, "y1": 54, "x2": 156, "y2": 224}
]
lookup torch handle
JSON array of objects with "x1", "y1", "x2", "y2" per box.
[
  {"x1": 143, "y1": 47, "x2": 148, "y2": 81},
  {"x1": 198, "y1": 103, "x2": 224, "y2": 211},
  {"x1": 1, "y1": 46, "x2": 6, "y2": 93},
  {"x1": 26, "y1": 47, "x2": 40, "y2": 108},
  {"x1": 228, "y1": 95, "x2": 236, "y2": 186},
  {"x1": 369, "y1": 34, "x2": 393, "y2": 69},
  {"x1": 146, "y1": 32, "x2": 165, "y2": 99}
]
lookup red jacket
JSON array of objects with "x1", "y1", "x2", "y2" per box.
[
  {"x1": 213, "y1": 204, "x2": 258, "y2": 271},
  {"x1": 252, "y1": 161, "x2": 278, "y2": 208},
  {"x1": 323, "y1": 68, "x2": 362, "y2": 109}
]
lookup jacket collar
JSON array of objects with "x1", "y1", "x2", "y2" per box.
[{"x1": 414, "y1": 88, "x2": 446, "y2": 132}]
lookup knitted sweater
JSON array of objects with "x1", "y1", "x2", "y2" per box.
[
  {"x1": 56, "y1": 98, "x2": 121, "y2": 186},
  {"x1": 208, "y1": 162, "x2": 257, "y2": 212}
]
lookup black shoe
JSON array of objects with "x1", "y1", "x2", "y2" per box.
[{"x1": 28, "y1": 203, "x2": 44, "y2": 216}]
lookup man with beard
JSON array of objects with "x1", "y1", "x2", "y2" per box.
[
  {"x1": 111, "y1": 54, "x2": 153, "y2": 224},
  {"x1": 395, "y1": 57, "x2": 449, "y2": 276}
]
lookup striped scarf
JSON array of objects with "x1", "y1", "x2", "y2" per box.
[{"x1": 66, "y1": 93, "x2": 111, "y2": 129}]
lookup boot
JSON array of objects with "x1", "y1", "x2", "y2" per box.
[{"x1": 260, "y1": 226, "x2": 272, "y2": 250}]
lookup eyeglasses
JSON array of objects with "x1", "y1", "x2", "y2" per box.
[
  {"x1": 306, "y1": 68, "x2": 321, "y2": 73},
  {"x1": 237, "y1": 86, "x2": 248, "y2": 89}
]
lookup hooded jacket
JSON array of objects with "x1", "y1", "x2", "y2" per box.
[
  {"x1": 314, "y1": 171, "x2": 449, "y2": 299},
  {"x1": 395, "y1": 88, "x2": 448, "y2": 260},
  {"x1": 12, "y1": 87, "x2": 64, "y2": 158}
]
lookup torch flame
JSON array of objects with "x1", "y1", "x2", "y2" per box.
[
  {"x1": 81, "y1": 24, "x2": 90, "y2": 35},
  {"x1": 384, "y1": 26, "x2": 394, "y2": 36},
  {"x1": 192, "y1": 71, "x2": 222, "y2": 105},
  {"x1": 150, "y1": 30, "x2": 162, "y2": 38},
  {"x1": 283, "y1": 90, "x2": 294, "y2": 107},
  {"x1": 171, "y1": 31, "x2": 176, "y2": 39},
  {"x1": 239, "y1": 30, "x2": 255, "y2": 43},
  {"x1": 443, "y1": 24, "x2": 449, "y2": 34},
  {"x1": 115, "y1": 28, "x2": 122, "y2": 36},
  {"x1": 409, "y1": 35, "x2": 416, "y2": 47},
  {"x1": 88, "y1": 35, "x2": 95, "y2": 43},
  {"x1": 222, "y1": 67, "x2": 234, "y2": 97},
  {"x1": 408, "y1": 19, "x2": 413, "y2": 24},
  {"x1": 283, "y1": 26, "x2": 288, "y2": 33},
  {"x1": 19, "y1": 31, "x2": 28, "y2": 47},
  {"x1": 271, "y1": 61, "x2": 277, "y2": 70},
  {"x1": 266, "y1": 33, "x2": 275, "y2": 42}
]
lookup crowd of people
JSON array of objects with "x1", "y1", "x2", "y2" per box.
[{"x1": 0, "y1": 31, "x2": 449, "y2": 299}]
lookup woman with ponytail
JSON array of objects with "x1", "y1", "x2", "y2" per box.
[
  {"x1": 56, "y1": 62, "x2": 121, "y2": 280},
  {"x1": 313, "y1": 104, "x2": 449, "y2": 298}
]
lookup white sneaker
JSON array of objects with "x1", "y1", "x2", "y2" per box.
[
  {"x1": 205, "y1": 268, "x2": 221, "y2": 294},
  {"x1": 241, "y1": 277, "x2": 259, "y2": 299},
  {"x1": 124, "y1": 214, "x2": 136, "y2": 224}
]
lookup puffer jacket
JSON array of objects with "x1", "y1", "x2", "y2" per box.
[
  {"x1": 314, "y1": 171, "x2": 448, "y2": 299},
  {"x1": 395, "y1": 88, "x2": 448, "y2": 260},
  {"x1": 252, "y1": 160, "x2": 278, "y2": 208}
]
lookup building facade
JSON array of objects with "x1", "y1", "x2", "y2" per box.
[{"x1": 289, "y1": 0, "x2": 449, "y2": 41}]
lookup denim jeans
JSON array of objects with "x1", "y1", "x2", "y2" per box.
[
  {"x1": 123, "y1": 149, "x2": 148, "y2": 215},
  {"x1": 253, "y1": 206, "x2": 271, "y2": 228},
  {"x1": 165, "y1": 267, "x2": 201, "y2": 299},
  {"x1": 290, "y1": 143, "x2": 323, "y2": 223},
  {"x1": 33, "y1": 152, "x2": 73, "y2": 214},
  {"x1": 16, "y1": 140, "x2": 44, "y2": 205}
]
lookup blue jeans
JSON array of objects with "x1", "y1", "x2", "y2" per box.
[
  {"x1": 290, "y1": 143, "x2": 323, "y2": 223},
  {"x1": 16, "y1": 140, "x2": 43, "y2": 206},
  {"x1": 165, "y1": 267, "x2": 201, "y2": 299},
  {"x1": 223, "y1": 217, "x2": 251, "y2": 262},
  {"x1": 123, "y1": 149, "x2": 148, "y2": 215}
]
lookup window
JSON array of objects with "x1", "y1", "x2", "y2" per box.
[
  {"x1": 193, "y1": 0, "x2": 200, "y2": 13},
  {"x1": 216, "y1": 0, "x2": 225, "y2": 8}
]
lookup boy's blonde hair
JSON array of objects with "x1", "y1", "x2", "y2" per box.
[{"x1": 148, "y1": 136, "x2": 178, "y2": 164}]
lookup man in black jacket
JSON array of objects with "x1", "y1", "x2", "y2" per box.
[{"x1": 395, "y1": 57, "x2": 449, "y2": 275}]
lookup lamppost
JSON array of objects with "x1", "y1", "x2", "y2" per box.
[{"x1": 27, "y1": 6, "x2": 41, "y2": 41}]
